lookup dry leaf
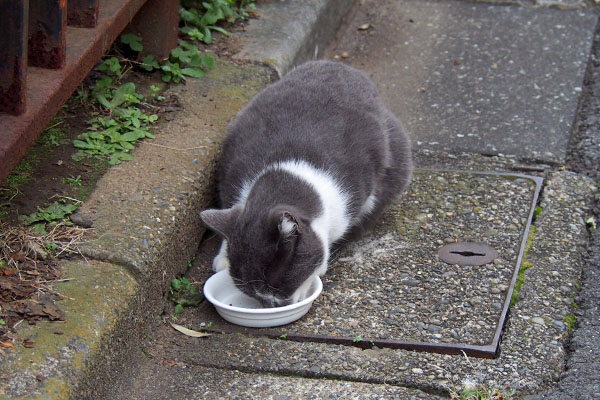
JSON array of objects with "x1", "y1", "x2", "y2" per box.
[
  {"x1": 170, "y1": 322, "x2": 211, "y2": 338},
  {"x1": 0, "y1": 342, "x2": 13, "y2": 348}
]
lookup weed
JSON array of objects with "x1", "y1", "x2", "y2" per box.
[
  {"x1": 170, "y1": 277, "x2": 204, "y2": 314},
  {"x1": 533, "y1": 205, "x2": 543, "y2": 220},
  {"x1": 97, "y1": 56, "x2": 123, "y2": 77},
  {"x1": 179, "y1": 0, "x2": 256, "y2": 44},
  {"x1": 187, "y1": 256, "x2": 196, "y2": 268},
  {"x1": 142, "y1": 40, "x2": 214, "y2": 83},
  {"x1": 120, "y1": 33, "x2": 143, "y2": 52},
  {"x1": 352, "y1": 335, "x2": 363, "y2": 343},
  {"x1": 563, "y1": 314, "x2": 576, "y2": 330},
  {"x1": 449, "y1": 385, "x2": 512, "y2": 400},
  {"x1": 279, "y1": 333, "x2": 288, "y2": 339},
  {"x1": 0, "y1": 318, "x2": 5, "y2": 326},
  {"x1": 586, "y1": 216, "x2": 596, "y2": 231},
  {"x1": 62, "y1": 175, "x2": 82, "y2": 186},
  {"x1": 44, "y1": 241, "x2": 58, "y2": 254},
  {"x1": 20, "y1": 200, "x2": 80, "y2": 234},
  {"x1": 73, "y1": 82, "x2": 157, "y2": 165}
]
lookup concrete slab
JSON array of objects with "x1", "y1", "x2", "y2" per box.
[
  {"x1": 325, "y1": 0, "x2": 596, "y2": 163},
  {"x1": 231, "y1": 0, "x2": 356, "y2": 77},
  {"x1": 0, "y1": 260, "x2": 136, "y2": 399},
  {"x1": 164, "y1": 171, "x2": 594, "y2": 396},
  {"x1": 201, "y1": 170, "x2": 541, "y2": 358},
  {"x1": 106, "y1": 351, "x2": 442, "y2": 400}
]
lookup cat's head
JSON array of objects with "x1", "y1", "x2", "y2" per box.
[{"x1": 200, "y1": 204, "x2": 324, "y2": 307}]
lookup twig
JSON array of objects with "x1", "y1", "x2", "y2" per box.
[
  {"x1": 461, "y1": 350, "x2": 474, "y2": 369},
  {"x1": 145, "y1": 142, "x2": 208, "y2": 152}
]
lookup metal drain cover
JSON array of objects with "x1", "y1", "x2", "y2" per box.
[
  {"x1": 200, "y1": 170, "x2": 543, "y2": 359},
  {"x1": 438, "y1": 242, "x2": 499, "y2": 266}
]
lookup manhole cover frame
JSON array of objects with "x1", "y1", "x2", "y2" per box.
[{"x1": 202, "y1": 170, "x2": 544, "y2": 359}]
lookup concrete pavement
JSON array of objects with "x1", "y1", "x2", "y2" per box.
[{"x1": 1, "y1": 0, "x2": 599, "y2": 398}]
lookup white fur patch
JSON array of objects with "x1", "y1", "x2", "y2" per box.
[
  {"x1": 353, "y1": 191, "x2": 377, "y2": 225},
  {"x1": 213, "y1": 240, "x2": 230, "y2": 272}
]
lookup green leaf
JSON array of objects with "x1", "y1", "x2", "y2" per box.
[
  {"x1": 188, "y1": 54, "x2": 214, "y2": 68},
  {"x1": 202, "y1": 27, "x2": 212, "y2": 44},
  {"x1": 73, "y1": 139, "x2": 95, "y2": 149},
  {"x1": 140, "y1": 55, "x2": 160, "y2": 72},
  {"x1": 120, "y1": 33, "x2": 143, "y2": 52},
  {"x1": 180, "y1": 26, "x2": 204, "y2": 41},
  {"x1": 31, "y1": 223, "x2": 47, "y2": 235},
  {"x1": 171, "y1": 47, "x2": 192, "y2": 63},
  {"x1": 171, "y1": 278, "x2": 182, "y2": 291},
  {"x1": 97, "y1": 57, "x2": 122, "y2": 76},
  {"x1": 120, "y1": 130, "x2": 144, "y2": 142},
  {"x1": 94, "y1": 94, "x2": 113, "y2": 109},
  {"x1": 181, "y1": 68, "x2": 205, "y2": 78},
  {"x1": 209, "y1": 26, "x2": 229, "y2": 36},
  {"x1": 110, "y1": 82, "x2": 137, "y2": 108},
  {"x1": 174, "y1": 304, "x2": 184, "y2": 314},
  {"x1": 175, "y1": 293, "x2": 204, "y2": 307}
]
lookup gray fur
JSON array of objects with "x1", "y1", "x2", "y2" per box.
[{"x1": 200, "y1": 60, "x2": 412, "y2": 306}]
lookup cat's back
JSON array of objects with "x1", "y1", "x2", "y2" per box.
[{"x1": 218, "y1": 61, "x2": 395, "y2": 206}]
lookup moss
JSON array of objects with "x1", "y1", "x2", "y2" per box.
[
  {"x1": 563, "y1": 314, "x2": 576, "y2": 331},
  {"x1": 0, "y1": 261, "x2": 137, "y2": 399},
  {"x1": 510, "y1": 225, "x2": 536, "y2": 308}
]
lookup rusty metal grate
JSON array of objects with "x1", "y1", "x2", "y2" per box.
[
  {"x1": 198, "y1": 170, "x2": 543, "y2": 359},
  {"x1": 0, "y1": 0, "x2": 179, "y2": 183}
]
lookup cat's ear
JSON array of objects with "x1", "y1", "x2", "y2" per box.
[
  {"x1": 200, "y1": 205, "x2": 242, "y2": 240},
  {"x1": 279, "y1": 211, "x2": 299, "y2": 237}
]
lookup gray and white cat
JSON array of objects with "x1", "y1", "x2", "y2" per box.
[{"x1": 200, "y1": 60, "x2": 412, "y2": 307}]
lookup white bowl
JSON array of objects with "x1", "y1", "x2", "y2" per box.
[{"x1": 203, "y1": 270, "x2": 322, "y2": 328}]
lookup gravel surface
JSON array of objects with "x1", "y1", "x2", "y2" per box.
[{"x1": 288, "y1": 170, "x2": 537, "y2": 348}]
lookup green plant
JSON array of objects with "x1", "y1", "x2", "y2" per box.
[
  {"x1": 0, "y1": 318, "x2": 6, "y2": 326},
  {"x1": 509, "y1": 226, "x2": 536, "y2": 308},
  {"x1": 41, "y1": 118, "x2": 66, "y2": 147},
  {"x1": 352, "y1": 335, "x2": 363, "y2": 343},
  {"x1": 97, "y1": 56, "x2": 122, "y2": 77},
  {"x1": 120, "y1": 33, "x2": 143, "y2": 52},
  {"x1": 179, "y1": 0, "x2": 256, "y2": 44},
  {"x1": 62, "y1": 175, "x2": 83, "y2": 186},
  {"x1": 21, "y1": 200, "x2": 80, "y2": 234},
  {"x1": 141, "y1": 40, "x2": 214, "y2": 83},
  {"x1": 73, "y1": 82, "x2": 157, "y2": 165},
  {"x1": 149, "y1": 84, "x2": 162, "y2": 99},
  {"x1": 279, "y1": 333, "x2": 288, "y2": 339},
  {"x1": 586, "y1": 216, "x2": 596, "y2": 231},
  {"x1": 44, "y1": 241, "x2": 58, "y2": 254},
  {"x1": 564, "y1": 314, "x2": 576, "y2": 330},
  {"x1": 449, "y1": 385, "x2": 511, "y2": 400},
  {"x1": 170, "y1": 277, "x2": 204, "y2": 314}
]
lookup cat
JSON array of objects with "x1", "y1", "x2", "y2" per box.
[{"x1": 200, "y1": 60, "x2": 412, "y2": 307}]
